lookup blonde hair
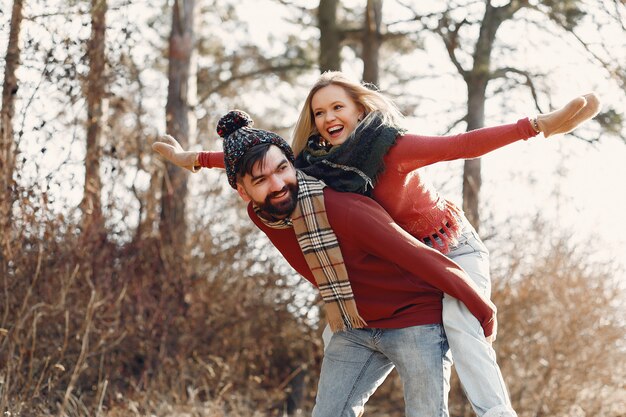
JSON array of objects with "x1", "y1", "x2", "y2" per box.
[{"x1": 292, "y1": 71, "x2": 405, "y2": 156}]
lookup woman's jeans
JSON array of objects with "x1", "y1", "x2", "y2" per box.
[
  {"x1": 320, "y1": 222, "x2": 516, "y2": 417},
  {"x1": 439, "y1": 223, "x2": 516, "y2": 417},
  {"x1": 314, "y1": 324, "x2": 452, "y2": 417}
]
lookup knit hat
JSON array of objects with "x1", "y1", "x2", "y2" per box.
[{"x1": 217, "y1": 110, "x2": 295, "y2": 189}]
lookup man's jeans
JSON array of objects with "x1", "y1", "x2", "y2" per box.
[
  {"x1": 318, "y1": 222, "x2": 516, "y2": 417},
  {"x1": 313, "y1": 324, "x2": 452, "y2": 417},
  {"x1": 441, "y1": 224, "x2": 517, "y2": 417}
]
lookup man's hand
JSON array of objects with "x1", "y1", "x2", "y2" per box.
[
  {"x1": 152, "y1": 134, "x2": 200, "y2": 173},
  {"x1": 486, "y1": 310, "x2": 497, "y2": 344},
  {"x1": 481, "y1": 299, "x2": 498, "y2": 344}
]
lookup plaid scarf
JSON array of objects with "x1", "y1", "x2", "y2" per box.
[{"x1": 254, "y1": 170, "x2": 367, "y2": 332}]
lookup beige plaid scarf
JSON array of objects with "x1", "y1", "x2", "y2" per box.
[{"x1": 254, "y1": 170, "x2": 367, "y2": 332}]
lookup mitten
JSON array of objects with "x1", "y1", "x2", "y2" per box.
[
  {"x1": 152, "y1": 134, "x2": 200, "y2": 172},
  {"x1": 537, "y1": 93, "x2": 601, "y2": 138}
]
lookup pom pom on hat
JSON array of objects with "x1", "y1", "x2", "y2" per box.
[
  {"x1": 217, "y1": 110, "x2": 254, "y2": 138},
  {"x1": 217, "y1": 110, "x2": 294, "y2": 189}
]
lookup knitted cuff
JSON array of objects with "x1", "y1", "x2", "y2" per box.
[
  {"x1": 518, "y1": 117, "x2": 540, "y2": 140},
  {"x1": 198, "y1": 151, "x2": 214, "y2": 168}
]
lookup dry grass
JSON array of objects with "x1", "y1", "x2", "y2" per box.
[
  {"x1": 1, "y1": 192, "x2": 624, "y2": 416},
  {"x1": 0, "y1": 190, "x2": 320, "y2": 416}
]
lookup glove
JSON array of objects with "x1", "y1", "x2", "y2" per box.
[
  {"x1": 152, "y1": 134, "x2": 200, "y2": 173},
  {"x1": 537, "y1": 93, "x2": 601, "y2": 138}
]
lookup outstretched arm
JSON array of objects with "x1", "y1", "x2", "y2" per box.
[
  {"x1": 386, "y1": 93, "x2": 601, "y2": 172},
  {"x1": 388, "y1": 118, "x2": 537, "y2": 171},
  {"x1": 152, "y1": 135, "x2": 225, "y2": 171}
]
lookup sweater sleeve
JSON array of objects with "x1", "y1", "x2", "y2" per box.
[
  {"x1": 385, "y1": 118, "x2": 538, "y2": 172},
  {"x1": 344, "y1": 196, "x2": 497, "y2": 337},
  {"x1": 197, "y1": 151, "x2": 225, "y2": 169}
]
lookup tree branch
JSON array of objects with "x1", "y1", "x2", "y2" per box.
[
  {"x1": 197, "y1": 60, "x2": 312, "y2": 105},
  {"x1": 611, "y1": 0, "x2": 626, "y2": 31},
  {"x1": 495, "y1": 0, "x2": 531, "y2": 21},
  {"x1": 270, "y1": 0, "x2": 314, "y2": 15},
  {"x1": 565, "y1": 27, "x2": 626, "y2": 91},
  {"x1": 490, "y1": 66, "x2": 543, "y2": 112},
  {"x1": 434, "y1": 15, "x2": 469, "y2": 79},
  {"x1": 442, "y1": 113, "x2": 469, "y2": 135}
]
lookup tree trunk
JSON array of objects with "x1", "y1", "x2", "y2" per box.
[
  {"x1": 0, "y1": 0, "x2": 23, "y2": 339},
  {"x1": 362, "y1": 0, "x2": 382, "y2": 85},
  {"x1": 318, "y1": 0, "x2": 341, "y2": 72},
  {"x1": 463, "y1": 83, "x2": 487, "y2": 231},
  {"x1": 160, "y1": 0, "x2": 196, "y2": 253},
  {"x1": 461, "y1": 2, "x2": 502, "y2": 232},
  {"x1": 81, "y1": 0, "x2": 107, "y2": 236},
  {"x1": 0, "y1": 0, "x2": 23, "y2": 257}
]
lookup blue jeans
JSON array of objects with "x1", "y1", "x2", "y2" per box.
[
  {"x1": 313, "y1": 325, "x2": 452, "y2": 417},
  {"x1": 320, "y1": 221, "x2": 516, "y2": 417},
  {"x1": 440, "y1": 222, "x2": 517, "y2": 417}
]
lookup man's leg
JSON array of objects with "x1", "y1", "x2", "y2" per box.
[
  {"x1": 444, "y1": 227, "x2": 516, "y2": 417},
  {"x1": 313, "y1": 329, "x2": 395, "y2": 417},
  {"x1": 380, "y1": 323, "x2": 452, "y2": 417}
]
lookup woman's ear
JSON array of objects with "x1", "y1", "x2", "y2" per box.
[
  {"x1": 358, "y1": 104, "x2": 366, "y2": 121},
  {"x1": 236, "y1": 183, "x2": 251, "y2": 202}
]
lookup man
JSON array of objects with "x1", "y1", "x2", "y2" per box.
[{"x1": 153, "y1": 110, "x2": 497, "y2": 417}]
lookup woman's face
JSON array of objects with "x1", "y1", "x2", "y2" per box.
[{"x1": 311, "y1": 84, "x2": 364, "y2": 147}]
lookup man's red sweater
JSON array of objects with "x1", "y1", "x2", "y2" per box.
[{"x1": 248, "y1": 188, "x2": 497, "y2": 337}]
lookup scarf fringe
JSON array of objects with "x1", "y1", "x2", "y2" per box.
[{"x1": 325, "y1": 300, "x2": 367, "y2": 332}]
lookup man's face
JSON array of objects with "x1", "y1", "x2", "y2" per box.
[{"x1": 236, "y1": 145, "x2": 298, "y2": 219}]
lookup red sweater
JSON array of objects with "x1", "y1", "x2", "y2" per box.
[
  {"x1": 198, "y1": 118, "x2": 537, "y2": 253},
  {"x1": 373, "y1": 118, "x2": 538, "y2": 251},
  {"x1": 248, "y1": 189, "x2": 496, "y2": 337}
]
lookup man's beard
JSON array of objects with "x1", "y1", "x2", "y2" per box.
[{"x1": 255, "y1": 182, "x2": 299, "y2": 219}]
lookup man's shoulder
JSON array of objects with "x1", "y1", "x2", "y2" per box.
[
  {"x1": 322, "y1": 187, "x2": 371, "y2": 210},
  {"x1": 323, "y1": 187, "x2": 380, "y2": 207},
  {"x1": 322, "y1": 188, "x2": 386, "y2": 230}
]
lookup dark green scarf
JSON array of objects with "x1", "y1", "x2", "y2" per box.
[{"x1": 294, "y1": 112, "x2": 403, "y2": 196}]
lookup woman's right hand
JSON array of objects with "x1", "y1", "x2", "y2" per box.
[{"x1": 152, "y1": 134, "x2": 200, "y2": 173}]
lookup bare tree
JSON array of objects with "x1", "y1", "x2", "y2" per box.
[
  {"x1": 318, "y1": 0, "x2": 342, "y2": 72},
  {"x1": 433, "y1": 1, "x2": 530, "y2": 231},
  {"x1": 80, "y1": 0, "x2": 107, "y2": 236},
  {"x1": 160, "y1": 0, "x2": 196, "y2": 254},
  {"x1": 362, "y1": 0, "x2": 383, "y2": 84},
  {"x1": 0, "y1": 0, "x2": 24, "y2": 258},
  {"x1": 423, "y1": 0, "x2": 625, "y2": 231}
]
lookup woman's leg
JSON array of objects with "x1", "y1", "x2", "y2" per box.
[{"x1": 443, "y1": 226, "x2": 517, "y2": 417}]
